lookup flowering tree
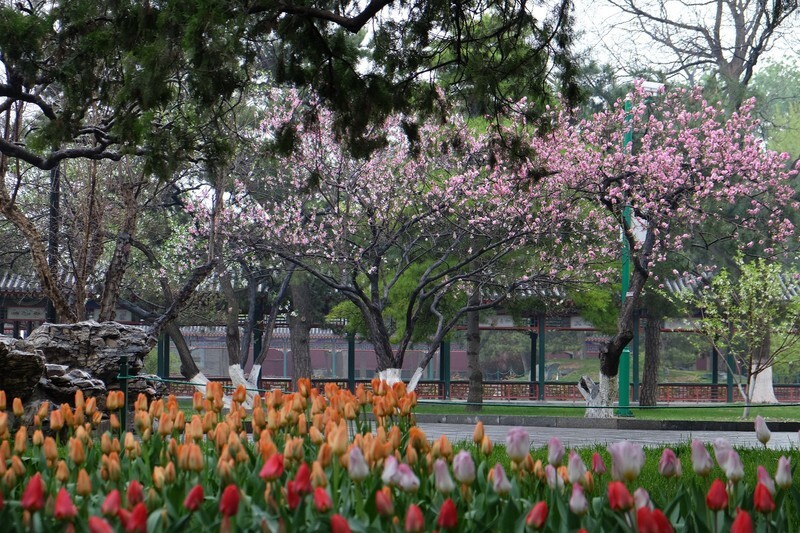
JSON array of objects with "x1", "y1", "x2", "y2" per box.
[
  {"x1": 235, "y1": 92, "x2": 599, "y2": 385},
  {"x1": 534, "y1": 84, "x2": 799, "y2": 416}
]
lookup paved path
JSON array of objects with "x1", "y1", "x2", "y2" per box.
[{"x1": 418, "y1": 423, "x2": 799, "y2": 450}]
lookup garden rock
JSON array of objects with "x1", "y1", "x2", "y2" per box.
[{"x1": 0, "y1": 335, "x2": 46, "y2": 400}]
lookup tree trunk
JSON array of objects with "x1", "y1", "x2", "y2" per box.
[
  {"x1": 639, "y1": 316, "x2": 663, "y2": 406},
  {"x1": 289, "y1": 274, "x2": 313, "y2": 388},
  {"x1": 465, "y1": 286, "x2": 482, "y2": 412},
  {"x1": 749, "y1": 332, "x2": 778, "y2": 404},
  {"x1": 99, "y1": 183, "x2": 140, "y2": 320},
  {"x1": 164, "y1": 322, "x2": 202, "y2": 379}
]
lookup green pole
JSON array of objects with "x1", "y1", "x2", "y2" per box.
[
  {"x1": 439, "y1": 340, "x2": 451, "y2": 399},
  {"x1": 538, "y1": 314, "x2": 546, "y2": 400},
  {"x1": 617, "y1": 98, "x2": 634, "y2": 417},
  {"x1": 726, "y1": 351, "x2": 734, "y2": 403},
  {"x1": 119, "y1": 354, "x2": 129, "y2": 433},
  {"x1": 529, "y1": 317, "x2": 537, "y2": 400},
  {"x1": 347, "y1": 333, "x2": 355, "y2": 392},
  {"x1": 632, "y1": 313, "x2": 640, "y2": 402}
]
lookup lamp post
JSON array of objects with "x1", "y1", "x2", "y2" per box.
[{"x1": 617, "y1": 81, "x2": 664, "y2": 417}]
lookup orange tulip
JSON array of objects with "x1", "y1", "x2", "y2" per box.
[
  {"x1": 76, "y1": 468, "x2": 92, "y2": 497},
  {"x1": 12, "y1": 397, "x2": 23, "y2": 417}
]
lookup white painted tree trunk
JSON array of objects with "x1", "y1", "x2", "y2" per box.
[
  {"x1": 378, "y1": 368, "x2": 403, "y2": 386},
  {"x1": 229, "y1": 365, "x2": 256, "y2": 408},
  {"x1": 407, "y1": 367, "x2": 425, "y2": 392},
  {"x1": 749, "y1": 364, "x2": 778, "y2": 404},
  {"x1": 585, "y1": 373, "x2": 618, "y2": 419}
]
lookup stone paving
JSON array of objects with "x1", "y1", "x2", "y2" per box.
[{"x1": 418, "y1": 422, "x2": 799, "y2": 450}]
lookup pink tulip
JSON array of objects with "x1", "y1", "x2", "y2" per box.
[
  {"x1": 608, "y1": 441, "x2": 644, "y2": 481},
  {"x1": 757, "y1": 466, "x2": 775, "y2": 496},
  {"x1": 547, "y1": 437, "x2": 565, "y2": 466},
  {"x1": 755, "y1": 415, "x2": 771, "y2": 447},
  {"x1": 775, "y1": 456, "x2": 792, "y2": 489},
  {"x1": 394, "y1": 463, "x2": 420, "y2": 492},
  {"x1": 433, "y1": 459, "x2": 455, "y2": 494},
  {"x1": 634, "y1": 487, "x2": 651, "y2": 510},
  {"x1": 567, "y1": 450, "x2": 586, "y2": 484},
  {"x1": 452, "y1": 450, "x2": 476, "y2": 485},
  {"x1": 347, "y1": 446, "x2": 369, "y2": 481},
  {"x1": 569, "y1": 484, "x2": 588, "y2": 515},
  {"x1": 691, "y1": 440, "x2": 713, "y2": 476},
  {"x1": 592, "y1": 452, "x2": 607, "y2": 474},
  {"x1": 491, "y1": 463, "x2": 512, "y2": 495},
  {"x1": 722, "y1": 449, "x2": 744, "y2": 482},
  {"x1": 505, "y1": 427, "x2": 530, "y2": 463},
  {"x1": 658, "y1": 448, "x2": 682, "y2": 478},
  {"x1": 381, "y1": 455, "x2": 399, "y2": 485},
  {"x1": 544, "y1": 464, "x2": 563, "y2": 490},
  {"x1": 713, "y1": 438, "x2": 732, "y2": 467}
]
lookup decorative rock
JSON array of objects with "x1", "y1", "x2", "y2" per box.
[
  {"x1": 0, "y1": 335, "x2": 46, "y2": 400},
  {"x1": 127, "y1": 374, "x2": 169, "y2": 404},
  {"x1": 38, "y1": 365, "x2": 107, "y2": 406}
]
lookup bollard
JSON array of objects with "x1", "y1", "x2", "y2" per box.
[{"x1": 119, "y1": 354, "x2": 129, "y2": 432}]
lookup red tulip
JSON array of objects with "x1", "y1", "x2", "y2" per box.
[
  {"x1": 405, "y1": 504, "x2": 425, "y2": 533},
  {"x1": 220, "y1": 485, "x2": 240, "y2": 517},
  {"x1": 126, "y1": 480, "x2": 144, "y2": 507},
  {"x1": 375, "y1": 487, "x2": 394, "y2": 516},
  {"x1": 0, "y1": 490, "x2": 3, "y2": 511},
  {"x1": 753, "y1": 482, "x2": 775, "y2": 513},
  {"x1": 119, "y1": 502, "x2": 148, "y2": 533},
  {"x1": 88, "y1": 516, "x2": 114, "y2": 533},
  {"x1": 437, "y1": 498, "x2": 458, "y2": 529},
  {"x1": 636, "y1": 507, "x2": 674, "y2": 533},
  {"x1": 293, "y1": 463, "x2": 312, "y2": 494},
  {"x1": 184, "y1": 484, "x2": 204, "y2": 512},
  {"x1": 706, "y1": 479, "x2": 728, "y2": 511},
  {"x1": 331, "y1": 514, "x2": 352, "y2": 533},
  {"x1": 607, "y1": 481, "x2": 634, "y2": 511},
  {"x1": 54, "y1": 488, "x2": 77, "y2": 520},
  {"x1": 313, "y1": 487, "x2": 332, "y2": 513},
  {"x1": 731, "y1": 508, "x2": 754, "y2": 533},
  {"x1": 260, "y1": 453, "x2": 285, "y2": 481},
  {"x1": 525, "y1": 501, "x2": 548, "y2": 529},
  {"x1": 21, "y1": 472, "x2": 45, "y2": 512},
  {"x1": 286, "y1": 480, "x2": 301, "y2": 510},
  {"x1": 101, "y1": 490, "x2": 121, "y2": 516}
]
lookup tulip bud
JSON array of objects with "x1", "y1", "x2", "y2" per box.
[
  {"x1": 691, "y1": 440, "x2": 713, "y2": 476},
  {"x1": 569, "y1": 484, "x2": 589, "y2": 515},
  {"x1": 567, "y1": 450, "x2": 586, "y2": 484},
  {"x1": 526, "y1": 501, "x2": 548, "y2": 529},
  {"x1": 755, "y1": 415, "x2": 771, "y2": 447},
  {"x1": 404, "y1": 504, "x2": 425, "y2": 533},
  {"x1": 490, "y1": 464, "x2": 511, "y2": 495},
  {"x1": 56, "y1": 460, "x2": 70, "y2": 483},
  {"x1": 658, "y1": 448, "x2": 682, "y2": 478},
  {"x1": 21, "y1": 474, "x2": 45, "y2": 512},
  {"x1": 433, "y1": 458, "x2": 456, "y2": 494},
  {"x1": 14, "y1": 426, "x2": 27, "y2": 455},
  {"x1": 69, "y1": 437, "x2": 86, "y2": 466},
  {"x1": 505, "y1": 427, "x2": 530, "y2": 463},
  {"x1": 0, "y1": 391, "x2": 6, "y2": 411},
  {"x1": 348, "y1": 446, "x2": 370, "y2": 482},
  {"x1": 775, "y1": 456, "x2": 792, "y2": 490},
  {"x1": 375, "y1": 486, "x2": 394, "y2": 516},
  {"x1": 76, "y1": 468, "x2": 92, "y2": 497},
  {"x1": 480, "y1": 435, "x2": 493, "y2": 456},
  {"x1": 453, "y1": 450, "x2": 476, "y2": 485},
  {"x1": 12, "y1": 397, "x2": 23, "y2": 417},
  {"x1": 706, "y1": 479, "x2": 728, "y2": 511}
]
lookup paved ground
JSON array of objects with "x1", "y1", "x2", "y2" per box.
[{"x1": 418, "y1": 422, "x2": 799, "y2": 449}]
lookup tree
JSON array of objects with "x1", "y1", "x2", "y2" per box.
[
  {"x1": 670, "y1": 256, "x2": 800, "y2": 416},
  {"x1": 533, "y1": 84, "x2": 798, "y2": 416},
  {"x1": 603, "y1": 0, "x2": 799, "y2": 108}
]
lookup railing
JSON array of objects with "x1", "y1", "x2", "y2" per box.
[{"x1": 160, "y1": 376, "x2": 800, "y2": 403}]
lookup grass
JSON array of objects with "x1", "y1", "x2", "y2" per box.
[{"x1": 416, "y1": 401, "x2": 800, "y2": 422}]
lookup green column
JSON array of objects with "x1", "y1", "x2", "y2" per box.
[
  {"x1": 538, "y1": 315, "x2": 546, "y2": 400},
  {"x1": 347, "y1": 334, "x2": 355, "y2": 392},
  {"x1": 157, "y1": 333, "x2": 170, "y2": 378},
  {"x1": 632, "y1": 313, "x2": 640, "y2": 402},
  {"x1": 617, "y1": 98, "x2": 634, "y2": 417},
  {"x1": 529, "y1": 318, "x2": 537, "y2": 400},
  {"x1": 711, "y1": 346, "x2": 719, "y2": 400},
  {"x1": 726, "y1": 351, "x2": 734, "y2": 403},
  {"x1": 439, "y1": 340, "x2": 451, "y2": 399}
]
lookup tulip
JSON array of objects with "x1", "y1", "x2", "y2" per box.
[
  {"x1": 21, "y1": 472, "x2": 45, "y2": 512},
  {"x1": 184, "y1": 485, "x2": 204, "y2": 512},
  {"x1": 375, "y1": 487, "x2": 394, "y2": 516},
  {"x1": 473, "y1": 422, "x2": 484, "y2": 444},
  {"x1": 608, "y1": 441, "x2": 644, "y2": 481},
  {"x1": 347, "y1": 446, "x2": 370, "y2": 482},
  {"x1": 0, "y1": 391, "x2": 5, "y2": 411},
  {"x1": 101, "y1": 489, "x2": 121, "y2": 516},
  {"x1": 434, "y1": 458, "x2": 456, "y2": 494},
  {"x1": 608, "y1": 481, "x2": 634, "y2": 511},
  {"x1": 395, "y1": 463, "x2": 421, "y2": 492},
  {"x1": 592, "y1": 452, "x2": 607, "y2": 474},
  {"x1": 127, "y1": 480, "x2": 144, "y2": 507},
  {"x1": 658, "y1": 448, "x2": 682, "y2": 478},
  {"x1": 88, "y1": 516, "x2": 114, "y2": 533},
  {"x1": 568, "y1": 450, "x2": 587, "y2": 484},
  {"x1": 691, "y1": 440, "x2": 713, "y2": 476},
  {"x1": 547, "y1": 437, "x2": 565, "y2": 466},
  {"x1": 311, "y1": 460, "x2": 328, "y2": 488},
  {"x1": 712, "y1": 438, "x2": 732, "y2": 467},
  {"x1": 722, "y1": 449, "x2": 744, "y2": 482},
  {"x1": 753, "y1": 482, "x2": 775, "y2": 513},
  {"x1": 331, "y1": 514, "x2": 351, "y2": 533},
  {"x1": 526, "y1": 501, "x2": 548, "y2": 529},
  {"x1": 505, "y1": 427, "x2": 530, "y2": 463},
  {"x1": 293, "y1": 462, "x2": 312, "y2": 494},
  {"x1": 706, "y1": 479, "x2": 728, "y2": 510},
  {"x1": 437, "y1": 498, "x2": 458, "y2": 530},
  {"x1": 220, "y1": 485, "x2": 240, "y2": 517},
  {"x1": 405, "y1": 504, "x2": 425, "y2": 533},
  {"x1": 14, "y1": 426, "x2": 27, "y2": 454},
  {"x1": 731, "y1": 508, "x2": 754, "y2": 533},
  {"x1": 453, "y1": 450, "x2": 476, "y2": 485},
  {"x1": 480, "y1": 435, "x2": 493, "y2": 455},
  {"x1": 12, "y1": 397, "x2": 23, "y2": 417},
  {"x1": 260, "y1": 453, "x2": 285, "y2": 481},
  {"x1": 757, "y1": 465, "x2": 775, "y2": 496},
  {"x1": 490, "y1": 463, "x2": 512, "y2": 495},
  {"x1": 119, "y1": 502, "x2": 148, "y2": 533},
  {"x1": 76, "y1": 468, "x2": 92, "y2": 497},
  {"x1": 313, "y1": 487, "x2": 332, "y2": 513},
  {"x1": 634, "y1": 488, "x2": 651, "y2": 510},
  {"x1": 286, "y1": 479, "x2": 301, "y2": 510},
  {"x1": 755, "y1": 415, "x2": 771, "y2": 447},
  {"x1": 775, "y1": 456, "x2": 792, "y2": 489},
  {"x1": 54, "y1": 488, "x2": 77, "y2": 520},
  {"x1": 544, "y1": 464, "x2": 562, "y2": 491},
  {"x1": 569, "y1": 484, "x2": 588, "y2": 515},
  {"x1": 637, "y1": 507, "x2": 673, "y2": 533}
]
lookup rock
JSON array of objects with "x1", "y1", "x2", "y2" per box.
[
  {"x1": 27, "y1": 321, "x2": 150, "y2": 386},
  {"x1": 127, "y1": 374, "x2": 169, "y2": 404},
  {"x1": 38, "y1": 364, "x2": 107, "y2": 406},
  {"x1": 0, "y1": 335, "x2": 46, "y2": 400}
]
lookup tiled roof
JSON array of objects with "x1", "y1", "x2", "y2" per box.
[{"x1": 0, "y1": 272, "x2": 42, "y2": 296}]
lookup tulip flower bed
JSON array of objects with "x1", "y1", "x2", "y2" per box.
[{"x1": 0, "y1": 382, "x2": 797, "y2": 533}]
